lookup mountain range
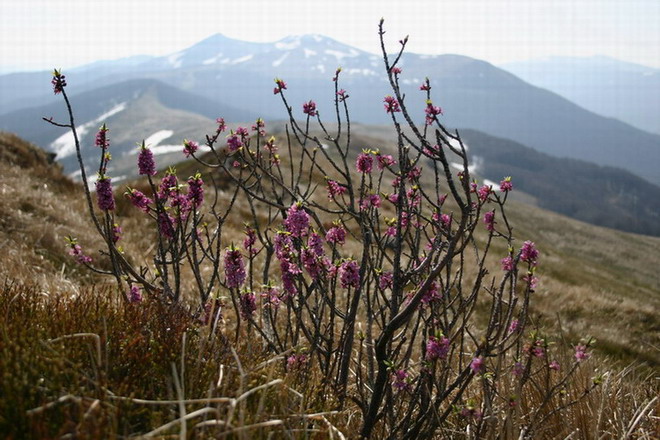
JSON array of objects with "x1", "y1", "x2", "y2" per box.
[
  {"x1": 1, "y1": 33, "x2": 659, "y2": 187},
  {"x1": 502, "y1": 56, "x2": 660, "y2": 135}
]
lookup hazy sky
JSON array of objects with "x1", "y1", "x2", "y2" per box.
[{"x1": 1, "y1": 0, "x2": 659, "y2": 73}]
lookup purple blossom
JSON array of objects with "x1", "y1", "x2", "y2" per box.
[
  {"x1": 525, "y1": 339, "x2": 546, "y2": 358},
  {"x1": 379, "y1": 271, "x2": 393, "y2": 290},
  {"x1": 483, "y1": 210, "x2": 495, "y2": 232},
  {"x1": 420, "y1": 281, "x2": 442, "y2": 306},
  {"x1": 520, "y1": 241, "x2": 539, "y2": 266},
  {"x1": 383, "y1": 95, "x2": 401, "y2": 113},
  {"x1": 170, "y1": 193, "x2": 191, "y2": 219},
  {"x1": 286, "y1": 353, "x2": 309, "y2": 371},
  {"x1": 470, "y1": 356, "x2": 485, "y2": 374},
  {"x1": 391, "y1": 369, "x2": 411, "y2": 391},
  {"x1": 129, "y1": 285, "x2": 143, "y2": 303},
  {"x1": 95, "y1": 124, "x2": 109, "y2": 149},
  {"x1": 239, "y1": 292, "x2": 256, "y2": 320},
  {"x1": 301, "y1": 248, "x2": 323, "y2": 280},
  {"x1": 216, "y1": 117, "x2": 227, "y2": 133},
  {"x1": 477, "y1": 185, "x2": 492, "y2": 202},
  {"x1": 512, "y1": 362, "x2": 524, "y2": 376},
  {"x1": 419, "y1": 80, "x2": 431, "y2": 91},
  {"x1": 251, "y1": 118, "x2": 266, "y2": 136},
  {"x1": 360, "y1": 194, "x2": 381, "y2": 211},
  {"x1": 67, "y1": 240, "x2": 92, "y2": 264},
  {"x1": 501, "y1": 256, "x2": 514, "y2": 272},
  {"x1": 274, "y1": 231, "x2": 294, "y2": 261},
  {"x1": 51, "y1": 70, "x2": 67, "y2": 94},
  {"x1": 424, "y1": 100, "x2": 443, "y2": 125},
  {"x1": 336, "y1": 89, "x2": 347, "y2": 101},
  {"x1": 302, "y1": 100, "x2": 317, "y2": 116},
  {"x1": 263, "y1": 136, "x2": 277, "y2": 153},
  {"x1": 158, "y1": 172, "x2": 178, "y2": 201},
  {"x1": 523, "y1": 273, "x2": 539, "y2": 290},
  {"x1": 95, "y1": 176, "x2": 115, "y2": 211},
  {"x1": 508, "y1": 319, "x2": 520, "y2": 334},
  {"x1": 158, "y1": 212, "x2": 175, "y2": 240},
  {"x1": 549, "y1": 360, "x2": 561, "y2": 371},
  {"x1": 356, "y1": 152, "x2": 374, "y2": 173},
  {"x1": 261, "y1": 285, "x2": 282, "y2": 309},
  {"x1": 425, "y1": 336, "x2": 450, "y2": 361},
  {"x1": 138, "y1": 144, "x2": 157, "y2": 176},
  {"x1": 226, "y1": 133, "x2": 243, "y2": 151},
  {"x1": 325, "y1": 225, "x2": 346, "y2": 245},
  {"x1": 327, "y1": 179, "x2": 347, "y2": 198},
  {"x1": 111, "y1": 223, "x2": 122, "y2": 243},
  {"x1": 307, "y1": 233, "x2": 324, "y2": 256},
  {"x1": 339, "y1": 259, "x2": 360, "y2": 289},
  {"x1": 224, "y1": 247, "x2": 246, "y2": 288},
  {"x1": 391, "y1": 66, "x2": 402, "y2": 74},
  {"x1": 377, "y1": 154, "x2": 396, "y2": 170},
  {"x1": 187, "y1": 173, "x2": 204, "y2": 209},
  {"x1": 284, "y1": 203, "x2": 310, "y2": 238},
  {"x1": 281, "y1": 271, "x2": 298, "y2": 297},
  {"x1": 183, "y1": 139, "x2": 199, "y2": 157},
  {"x1": 273, "y1": 78, "x2": 287, "y2": 94},
  {"x1": 500, "y1": 176, "x2": 513, "y2": 192},
  {"x1": 574, "y1": 344, "x2": 591, "y2": 362},
  {"x1": 243, "y1": 225, "x2": 257, "y2": 253}
]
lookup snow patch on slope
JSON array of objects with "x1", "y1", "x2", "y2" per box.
[
  {"x1": 52, "y1": 102, "x2": 127, "y2": 160},
  {"x1": 276, "y1": 38, "x2": 301, "y2": 50},
  {"x1": 145, "y1": 130, "x2": 174, "y2": 147},
  {"x1": 273, "y1": 52, "x2": 290, "y2": 67}
]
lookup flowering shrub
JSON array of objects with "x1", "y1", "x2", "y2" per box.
[{"x1": 45, "y1": 21, "x2": 597, "y2": 438}]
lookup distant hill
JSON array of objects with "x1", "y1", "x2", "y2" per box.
[
  {"x1": 502, "y1": 56, "x2": 660, "y2": 135},
  {"x1": 460, "y1": 129, "x2": 660, "y2": 236},
  {"x1": 1, "y1": 34, "x2": 659, "y2": 185},
  {"x1": 0, "y1": 79, "x2": 259, "y2": 178}
]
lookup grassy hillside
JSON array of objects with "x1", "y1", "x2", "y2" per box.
[{"x1": 0, "y1": 131, "x2": 657, "y2": 438}]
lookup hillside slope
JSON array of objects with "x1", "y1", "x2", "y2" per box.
[
  {"x1": 1, "y1": 131, "x2": 658, "y2": 367},
  {"x1": 460, "y1": 129, "x2": 660, "y2": 236}
]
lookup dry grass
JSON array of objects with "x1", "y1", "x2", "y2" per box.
[{"x1": 0, "y1": 130, "x2": 658, "y2": 438}]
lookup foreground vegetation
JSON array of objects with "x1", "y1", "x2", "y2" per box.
[
  {"x1": 1, "y1": 282, "x2": 658, "y2": 438},
  {"x1": 1, "y1": 21, "x2": 658, "y2": 438}
]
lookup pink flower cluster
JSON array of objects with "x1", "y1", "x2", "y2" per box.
[
  {"x1": 51, "y1": 70, "x2": 67, "y2": 94},
  {"x1": 425, "y1": 335, "x2": 450, "y2": 361},
  {"x1": 239, "y1": 292, "x2": 256, "y2": 320},
  {"x1": 95, "y1": 124, "x2": 109, "y2": 149},
  {"x1": 187, "y1": 173, "x2": 204, "y2": 209},
  {"x1": 68, "y1": 242, "x2": 92, "y2": 264},
  {"x1": 483, "y1": 210, "x2": 495, "y2": 231},
  {"x1": 138, "y1": 144, "x2": 156, "y2": 176},
  {"x1": 383, "y1": 95, "x2": 401, "y2": 113},
  {"x1": 424, "y1": 100, "x2": 442, "y2": 125},
  {"x1": 284, "y1": 203, "x2": 310, "y2": 238},
  {"x1": 327, "y1": 180, "x2": 347, "y2": 198},
  {"x1": 470, "y1": 356, "x2": 485, "y2": 374},
  {"x1": 520, "y1": 241, "x2": 539, "y2": 265},
  {"x1": 302, "y1": 100, "x2": 317, "y2": 116},
  {"x1": 286, "y1": 353, "x2": 309, "y2": 371},
  {"x1": 129, "y1": 285, "x2": 143, "y2": 303},
  {"x1": 95, "y1": 176, "x2": 115, "y2": 211},
  {"x1": 183, "y1": 139, "x2": 199, "y2": 157},
  {"x1": 339, "y1": 259, "x2": 360, "y2": 289},
  {"x1": 273, "y1": 78, "x2": 287, "y2": 94},
  {"x1": 224, "y1": 247, "x2": 246, "y2": 288},
  {"x1": 326, "y1": 225, "x2": 346, "y2": 245},
  {"x1": 574, "y1": 344, "x2": 590, "y2": 362},
  {"x1": 500, "y1": 176, "x2": 513, "y2": 192},
  {"x1": 391, "y1": 369, "x2": 411, "y2": 391},
  {"x1": 356, "y1": 152, "x2": 374, "y2": 173}
]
